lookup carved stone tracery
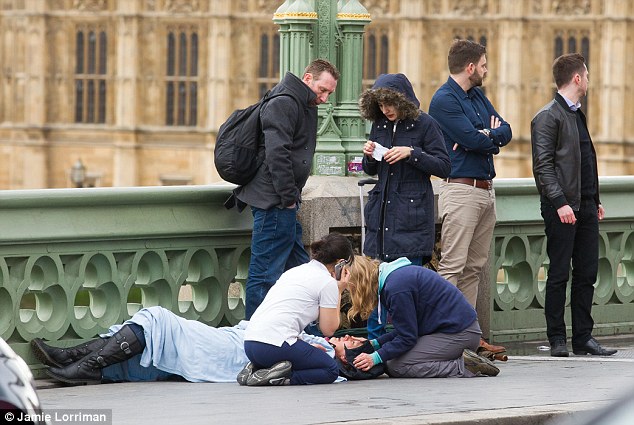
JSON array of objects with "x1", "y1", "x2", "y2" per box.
[
  {"x1": 362, "y1": 0, "x2": 389, "y2": 16},
  {"x1": 449, "y1": 0, "x2": 489, "y2": 15},
  {"x1": 166, "y1": 0, "x2": 200, "y2": 13},
  {"x1": 72, "y1": 0, "x2": 107, "y2": 11},
  {"x1": 551, "y1": 0, "x2": 591, "y2": 15}
]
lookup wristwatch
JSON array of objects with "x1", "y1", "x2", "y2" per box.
[{"x1": 481, "y1": 128, "x2": 491, "y2": 138}]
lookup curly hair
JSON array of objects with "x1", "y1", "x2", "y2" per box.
[
  {"x1": 347, "y1": 256, "x2": 380, "y2": 322},
  {"x1": 358, "y1": 87, "x2": 421, "y2": 122}
]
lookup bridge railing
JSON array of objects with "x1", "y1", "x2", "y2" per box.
[
  {"x1": 0, "y1": 185, "x2": 252, "y2": 376},
  {"x1": 488, "y1": 177, "x2": 634, "y2": 342},
  {"x1": 2, "y1": 177, "x2": 633, "y2": 375}
]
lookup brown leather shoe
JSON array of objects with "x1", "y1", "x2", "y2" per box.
[{"x1": 479, "y1": 338, "x2": 506, "y2": 354}]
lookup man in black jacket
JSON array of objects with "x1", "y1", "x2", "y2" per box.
[
  {"x1": 235, "y1": 59, "x2": 339, "y2": 319},
  {"x1": 531, "y1": 53, "x2": 616, "y2": 357}
]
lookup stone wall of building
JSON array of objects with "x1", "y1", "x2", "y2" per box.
[{"x1": 0, "y1": 0, "x2": 632, "y2": 189}]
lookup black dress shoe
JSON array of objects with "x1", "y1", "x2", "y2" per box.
[
  {"x1": 573, "y1": 337, "x2": 617, "y2": 356},
  {"x1": 550, "y1": 339, "x2": 569, "y2": 357}
]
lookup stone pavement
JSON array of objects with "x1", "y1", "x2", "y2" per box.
[{"x1": 35, "y1": 336, "x2": 634, "y2": 425}]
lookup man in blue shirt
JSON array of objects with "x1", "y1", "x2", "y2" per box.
[{"x1": 429, "y1": 39, "x2": 512, "y2": 351}]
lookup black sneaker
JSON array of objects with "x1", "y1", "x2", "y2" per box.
[
  {"x1": 236, "y1": 362, "x2": 255, "y2": 386},
  {"x1": 463, "y1": 349, "x2": 500, "y2": 377},
  {"x1": 246, "y1": 360, "x2": 292, "y2": 386}
]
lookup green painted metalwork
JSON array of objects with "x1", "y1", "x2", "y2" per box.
[
  {"x1": 335, "y1": 0, "x2": 371, "y2": 176},
  {"x1": 6, "y1": 177, "x2": 634, "y2": 376},
  {"x1": 273, "y1": 0, "x2": 370, "y2": 176},
  {"x1": 0, "y1": 185, "x2": 252, "y2": 376},
  {"x1": 489, "y1": 177, "x2": 634, "y2": 342}
]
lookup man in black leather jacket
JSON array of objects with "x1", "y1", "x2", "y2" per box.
[{"x1": 531, "y1": 53, "x2": 616, "y2": 358}]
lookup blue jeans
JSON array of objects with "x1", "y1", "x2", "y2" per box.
[
  {"x1": 102, "y1": 355, "x2": 178, "y2": 382},
  {"x1": 244, "y1": 339, "x2": 338, "y2": 385},
  {"x1": 245, "y1": 205, "x2": 309, "y2": 319}
]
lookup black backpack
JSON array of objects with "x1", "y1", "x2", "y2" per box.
[{"x1": 214, "y1": 91, "x2": 292, "y2": 185}]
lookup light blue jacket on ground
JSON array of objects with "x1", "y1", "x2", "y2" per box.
[{"x1": 102, "y1": 306, "x2": 336, "y2": 383}]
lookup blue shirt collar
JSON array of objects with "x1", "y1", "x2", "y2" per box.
[
  {"x1": 447, "y1": 77, "x2": 470, "y2": 99},
  {"x1": 558, "y1": 92, "x2": 581, "y2": 111}
]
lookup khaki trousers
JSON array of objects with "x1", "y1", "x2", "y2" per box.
[{"x1": 437, "y1": 181, "x2": 496, "y2": 307}]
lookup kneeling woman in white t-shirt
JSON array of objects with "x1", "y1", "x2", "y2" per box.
[{"x1": 241, "y1": 232, "x2": 353, "y2": 386}]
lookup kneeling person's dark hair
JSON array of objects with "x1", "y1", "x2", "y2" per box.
[{"x1": 310, "y1": 233, "x2": 354, "y2": 266}]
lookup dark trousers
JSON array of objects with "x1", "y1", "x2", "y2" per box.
[
  {"x1": 244, "y1": 339, "x2": 338, "y2": 385},
  {"x1": 541, "y1": 199, "x2": 598, "y2": 347}
]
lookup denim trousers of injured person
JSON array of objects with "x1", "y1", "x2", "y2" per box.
[{"x1": 245, "y1": 205, "x2": 309, "y2": 319}]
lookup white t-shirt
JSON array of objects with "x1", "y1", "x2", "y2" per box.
[{"x1": 244, "y1": 260, "x2": 340, "y2": 346}]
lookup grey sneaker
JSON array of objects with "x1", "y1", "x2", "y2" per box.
[
  {"x1": 236, "y1": 362, "x2": 255, "y2": 386},
  {"x1": 246, "y1": 360, "x2": 292, "y2": 386},
  {"x1": 463, "y1": 349, "x2": 500, "y2": 377}
]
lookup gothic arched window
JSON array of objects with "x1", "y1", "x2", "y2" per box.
[
  {"x1": 75, "y1": 28, "x2": 107, "y2": 124},
  {"x1": 257, "y1": 26, "x2": 280, "y2": 99},
  {"x1": 165, "y1": 29, "x2": 199, "y2": 126},
  {"x1": 363, "y1": 27, "x2": 390, "y2": 91}
]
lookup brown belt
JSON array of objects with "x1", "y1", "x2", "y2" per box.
[{"x1": 446, "y1": 178, "x2": 492, "y2": 190}]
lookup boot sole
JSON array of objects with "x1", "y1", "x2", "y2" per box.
[
  {"x1": 45, "y1": 368, "x2": 101, "y2": 386},
  {"x1": 572, "y1": 350, "x2": 617, "y2": 356},
  {"x1": 463, "y1": 349, "x2": 500, "y2": 377},
  {"x1": 31, "y1": 339, "x2": 64, "y2": 368}
]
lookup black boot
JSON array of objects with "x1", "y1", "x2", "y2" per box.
[
  {"x1": 31, "y1": 337, "x2": 108, "y2": 368},
  {"x1": 46, "y1": 325, "x2": 143, "y2": 385}
]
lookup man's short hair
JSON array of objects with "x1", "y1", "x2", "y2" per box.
[
  {"x1": 552, "y1": 53, "x2": 586, "y2": 89},
  {"x1": 305, "y1": 58, "x2": 340, "y2": 81},
  {"x1": 447, "y1": 39, "x2": 487, "y2": 74}
]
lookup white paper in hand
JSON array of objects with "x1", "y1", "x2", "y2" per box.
[{"x1": 372, "y1": 143, "x2": 389, "y2": 161}]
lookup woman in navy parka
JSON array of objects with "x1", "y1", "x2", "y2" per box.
[{"x1": 360, "y1": 73, "x2": 450, "y2": 265}]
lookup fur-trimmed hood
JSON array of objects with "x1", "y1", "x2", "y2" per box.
[{"x1": 358, "y1": 73, "x2": 421, "y2": 122}]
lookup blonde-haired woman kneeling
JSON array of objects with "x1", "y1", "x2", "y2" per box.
[{"x1": 347, "y1": 256, "x2": 499, "y2": 378}]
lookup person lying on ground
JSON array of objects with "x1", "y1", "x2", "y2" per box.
[{"x1": 31, "y1": 306, "x2": 382, "y2": 386}]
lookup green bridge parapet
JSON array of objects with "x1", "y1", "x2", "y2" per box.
[
  {"x1": 488, "y1": 176, "x2": 634, "y2": 342},
  {"x1": 0, "y1": 184, "x2": 252, "y2": 376},
  {"x1": 1, "y1": 177, "x2": 633, "y2": 375}
]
